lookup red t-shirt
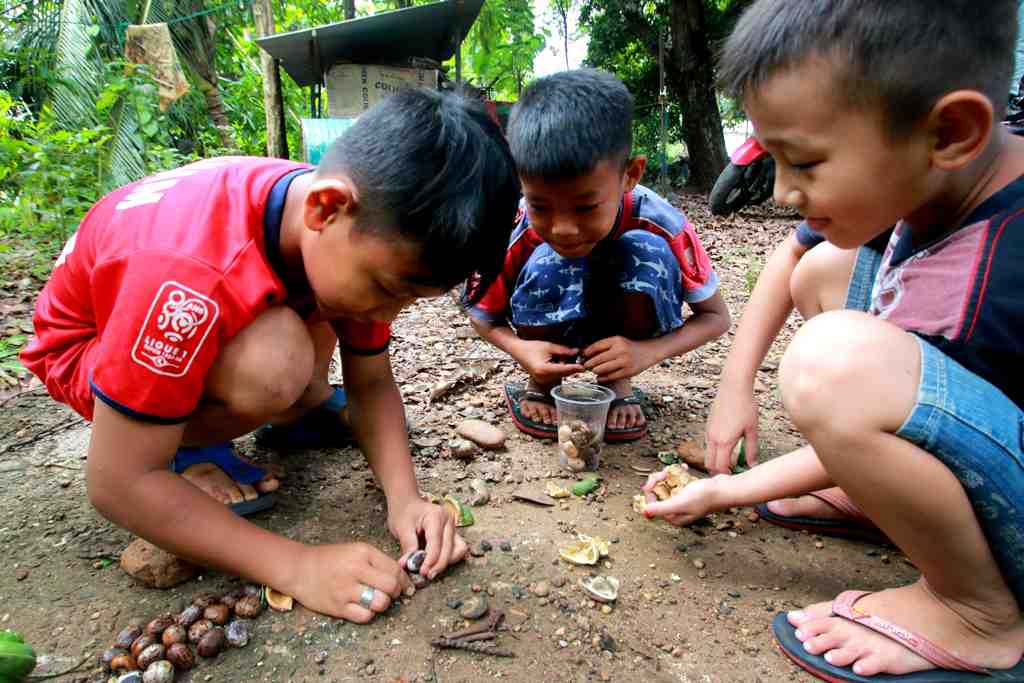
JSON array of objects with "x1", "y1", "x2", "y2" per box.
[{"x1": 21, "y1": 156, "x2": 389, "y2": 423}]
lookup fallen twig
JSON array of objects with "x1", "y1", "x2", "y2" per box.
[
  {"x1": 0, "y1": 417, "x2": 84, "y2": 453},
  {"x1": 0, "y1": 385, "x2": 47, "y2": 409},
  {"x1": 429, "y1": 638, "x2": 514, "y2": 657}
]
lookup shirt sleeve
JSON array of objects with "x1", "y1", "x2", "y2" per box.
[
  {"x1": 670, "y1": 224, "x2": 720, "y2": 303},
  {"x1": 334, "y1": 318, "x2": 391, "y2": 356},
  {"x1": 795, "y1": 220, "x2": 826, "y2": 248},
  {"x1": 89, "y1": 253, "x2": 247, "y2": 423},
  {"x1": 468, "y1": 211, "x2": 534, "y2": 325}
]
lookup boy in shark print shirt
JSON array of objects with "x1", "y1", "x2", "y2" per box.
[{"x1": 469, "y1": 69, "x2": 730, "y2": 442}]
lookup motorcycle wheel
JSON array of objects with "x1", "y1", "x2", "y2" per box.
[{"x1": 709, "y1": 163, "x2": 750, "y2": 216}]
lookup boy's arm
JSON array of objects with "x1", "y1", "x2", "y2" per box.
[
  {"x1": 339, "y1": 346, "x2": 465, "y2": 578},
  {"x1": 469, "y1": 315, "x2": 585, "y2": 382},
  {"x1": 706, "y1": 232, "x2": 809, "y2": 473},
  {"x1": 86, "y1": 401, "x2": 411, "y2": 619},
  {"x1": 582, "y1": 291, "x2": 731, "y2": 380},
  {"x1": 642, "y1": 444, "x2": 832, "y2": 525}
]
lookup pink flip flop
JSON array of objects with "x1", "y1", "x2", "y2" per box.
[
  {"x1": 756, "y1": 487, "x2": 890, "y2": 545},
  {"x1": 773, "y1": 590, "x2": 1024, "y2": 681}
]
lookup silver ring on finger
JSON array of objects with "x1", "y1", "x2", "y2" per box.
[{"x1": 358, "y1": 585, "x2": 376, "y2": 610}]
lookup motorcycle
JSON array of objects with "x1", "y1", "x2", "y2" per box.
[{"x1": 709, "y1": 136, "x2": 775, "y2": 216}]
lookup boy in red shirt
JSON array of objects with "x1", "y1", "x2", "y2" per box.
[{"x1": 21, "y1": 89, "x2": 520, "y2": 621}]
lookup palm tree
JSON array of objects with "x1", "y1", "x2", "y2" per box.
[{"x1": 6, "y1": 0, "x2": 238, "y2": 187}]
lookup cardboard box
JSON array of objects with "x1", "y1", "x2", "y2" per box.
[{"x1": 326, "y1": 63, "x2": 439, "y2": 118}]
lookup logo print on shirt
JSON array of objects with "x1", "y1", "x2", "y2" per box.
[{"x1": 131, "y1": 281, "x2": 219, "y2": 377}]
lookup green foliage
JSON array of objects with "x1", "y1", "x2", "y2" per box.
[
  {"x1": 0, "y1": 76, "x2": 187, "y2": 270},
  {"x1": 580, "y1": 0, "x2": 754, "y2": 169},
  {"x1": 461, "y1": 0, "x2": 544, "y2": 99}
]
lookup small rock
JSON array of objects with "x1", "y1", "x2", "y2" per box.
[
  {"x1": 448, "y1": 438, "x2": 478, "y2": 460},
  {"x1": 746, "y1": 511, "x2": 760, "y2": 523},
  {"x1": 15, "y1": 568, "x2": 28, "y2": 581},
  {"x1": 692, "y1": 559, "x2": 705, "y2": 570},
  {"x1": 467, "y1": 478, "x2": 490, "y2": 506},
  {"x1": 532, "y1": 581, "x2": 550, "y2": 597},
  {"x1": 814, "y1": 541, "x2": 824, "y2": 549},
  {"x1": 598, "y1": 631, "x2": 617, "y2": 652},
  {"x1": 499, "y1": 540, "x2": 512, "y2": 552},
  {"x1": 459, "y1": 595, "x2": 488, "y2": 620},
  {"x1": 671, "y1": 646, "x2": 684, "y2": 657},
  {"x1": 120, "y1": 538, "x2": 198, "y2": 588},
  {"x1": 446, "y1": 597, "x2": 463, "y2": 610},
  {"x1": 480, "y1": 540, "x2": 492, "y2": 552},
  {"x1": 552, "y1": 576, "x2": 566, "y2": 588},
  {"x1": 456, "y1": 419, "x2": 506, "y2": 450}
]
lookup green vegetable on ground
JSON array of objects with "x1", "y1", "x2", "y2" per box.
[
  {"x1": 0, "y1": 630, "x2": 36, "y2": 683},
  {"x1": 571, "y1": 476, "x2": 601, "y2": 496}
]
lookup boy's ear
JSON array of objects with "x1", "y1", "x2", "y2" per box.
[
  {"x1": 623, "y1": 155, "x2": 647, "y2": 191},
  {"x1": 303, "y1": 177, "x2": 358, "y2": 232},
  {"x1": 927, "y1": 91, "x2": 994, "y2": 171}
]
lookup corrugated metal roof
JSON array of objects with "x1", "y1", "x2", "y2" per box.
[{"x1": 255, "y1": 0, "x2": 484, "y2": 87}]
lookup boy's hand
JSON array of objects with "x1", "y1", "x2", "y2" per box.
[
  {"x1": 641, "y1": 471, "x2": 727, "y2": 526},
  {"x1": 388, "y1": 498, "x2": 468, "y2": 580},
  {"x1": 706, "y1": 385, "x2": 760, "y2": 474},
  {"x1": 293, "y1": 542, "x2": 413, "y2": 622},
  {"x1": 514, "y1": 340, "x2": 585, "y2": 384},
  {"x1": 582, "y1": 336, "x2": 655, "y2": 381}
]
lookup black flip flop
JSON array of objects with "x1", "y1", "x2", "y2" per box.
[
  {"x1": 504, "y1": 383, "x2": 558, "y2": 439},
  {"x1": 604, "y1": 388, "x2": 649, "y2": 442}
]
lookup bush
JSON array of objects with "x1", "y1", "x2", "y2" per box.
[{"x1": 0, "y1": 89, "x2": 188, "y2": 273}]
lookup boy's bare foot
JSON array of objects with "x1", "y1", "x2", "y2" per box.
[
  {"x1": 180, "y1": 456, "x2": 280, "y2": 506},
  {"x1": 790, "y1": 580, "x2": 1024, "y2": 676},
  {"x1": 520, "y1": 380, "x2": 558, "y2": 425},
  {"x1": 601, "y1": 378, "x2": 645, "y2": 429}
]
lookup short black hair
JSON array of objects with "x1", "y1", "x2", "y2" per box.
[
  {"x1": 317, "y1": 88, "x2": 520, "y2": 306},
  {"x1": 718, "y1": 0, "x2": 1019, "y2": 136},
  {"x1": 508, "y1": 68, "x2": 634, "y2": 180}
]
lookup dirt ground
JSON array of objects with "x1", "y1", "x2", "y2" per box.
[{"x1": 0, "y1": 194, "x2": 916, "y2": 682}]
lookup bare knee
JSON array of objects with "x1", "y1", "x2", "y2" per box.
[
  {"x1": 790, "y1": 242, "x2": 857, "y2": 318},
  {"x1": 206, "y1": 307, "x2": 315, "y2": 421},
  {"x1": 779, "y1": 311, "x2": 878, "y2": 431},
  {"x1": 780, "y1": 310, "x2": 920, "y2": 442}
]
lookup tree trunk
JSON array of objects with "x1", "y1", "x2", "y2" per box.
[
  {"x1": 196, "y1": 75, "x2": 237, "y2": 150},
  {"x1": 615, "y1": 0, "x2": 727, "y2": 193},
  {"x1": 665, "y1": 0, "x2": 727, "y2": 192},
  {"x1": 252, "y1": 0, "x2": 289, "y2": 158},
  {"x1": 344, "y1": 0, "x2": 356, "y2": 19}
]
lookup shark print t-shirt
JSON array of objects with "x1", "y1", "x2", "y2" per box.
[{"x1": 470, "y1": 185, "x2": 719, "y2": 341}]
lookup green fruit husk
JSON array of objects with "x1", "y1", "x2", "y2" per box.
[
  {"x1": 0, "y1": 630, "x2": 36, "y2": 682},
  {"x1": 570, "y1": 476, "x2": 601, "y2": 496}
]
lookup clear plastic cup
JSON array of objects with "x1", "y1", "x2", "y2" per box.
[{"x1": 552, "y1": 383, "x2": 615, "y2": 472}]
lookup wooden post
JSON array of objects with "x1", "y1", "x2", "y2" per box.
[
  {"x1": 658, "y1": 28, "x2": 668, "y2": 195},
  {"x1": 252, "y1": 0, "x2": 289, "y2": 159}
]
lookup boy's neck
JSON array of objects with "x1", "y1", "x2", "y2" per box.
[
  {"x1": 907, "y1": 129, "x2": 1024, "y2": 240},
  {"x1": 275, "y1": 172, "x2": 314, "y2": 287}
]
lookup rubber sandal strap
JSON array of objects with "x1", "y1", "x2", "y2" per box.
[
  {"x1": 522, "y1": 389, "x2": 555, "y2": 405},
  {"x1": 172, "y1": 442, "x2": 267, "y2": 486},
  {"x1": 832, "y1": 591, "x2": 989, "y2": 674},
  {"x1": 320, "y1": 385, "x2": 347, "y2": 414},
  {"x1": 809, "y1": 487, "x2": 875, "y2": 527}
]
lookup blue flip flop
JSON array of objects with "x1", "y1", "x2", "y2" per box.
[
  {"x1": 255, "y1": 385, "x2": 353, "y2": 450},
  {"x1": 172, "y1": 442, "x2": 276, "y2": 516},
  {"x1": 772, "y1": 592, "x2": 1024, "y2": 682}
]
